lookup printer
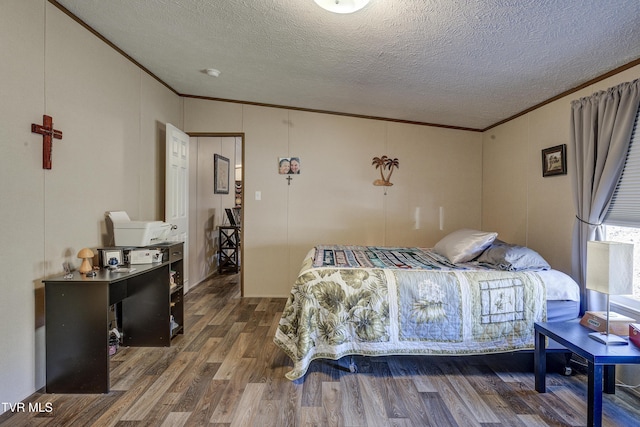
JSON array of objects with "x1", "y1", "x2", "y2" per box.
[{"x1": 107, "y1": 211, "x2": 172, "y2": 247}]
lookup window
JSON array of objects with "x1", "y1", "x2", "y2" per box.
[
  {"x1": 604, "y1": 225, "x2": 640, "y2": 309},
  {"x1": 604, "y1": 104, "x2": 640, "y2": 311},
  {"x1": 605, "y1": 103, "x2": 640, "y2": 227}
]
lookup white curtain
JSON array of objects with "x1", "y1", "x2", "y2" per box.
[{"x1": 570, "y1": 79, "x2": 640, "y2": 314}]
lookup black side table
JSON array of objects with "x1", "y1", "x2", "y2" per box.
[
  {"x1": 218, "y1": 226, "x2": 240, "y2": 274},
  {"x1": 534, "y1": 320, "x2": 640, "y2": 427}
]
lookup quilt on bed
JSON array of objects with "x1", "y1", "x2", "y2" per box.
[{"x1": 274, "y1": 245, "x2": 548, "y2": 380}]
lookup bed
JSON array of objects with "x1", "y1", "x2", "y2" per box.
[{"x1": 273, "y1": 229, "x2": 581, "y2": 380}]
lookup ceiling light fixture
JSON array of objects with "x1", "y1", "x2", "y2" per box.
[
  {"x1": 313, "y1": 0, "x2": 370, "y2": 14},
  {"x1": 205, "y1": 68, "x2": 221, "y2": 77}
]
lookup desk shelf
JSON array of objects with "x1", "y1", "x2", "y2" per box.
[
  {"x1": 170, "y1": 284, "x2": 184, "y2": 338},
  {"x1": 163, "y1": 242, "x2": 184, "y2": 340}
]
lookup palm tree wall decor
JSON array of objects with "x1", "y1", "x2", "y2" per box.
[{"x1": 371, "y1": 155, "x2": 399, "y2": 186}]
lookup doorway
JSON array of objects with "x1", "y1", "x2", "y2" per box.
[{"x1": 187, "y1": 133, "x2": 244, "y2": 294}]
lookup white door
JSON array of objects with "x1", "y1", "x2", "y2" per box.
[{"x1": 165, "y1": 123, "x2": 189, "y2": 289}]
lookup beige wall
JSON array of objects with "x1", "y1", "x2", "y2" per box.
[
  {"x1": 1, "y1": 0, "x2": 46, "y2": 408},
  {"x1": 0, "y1": 1, "x2": 182, "y2": 409},
  {"x1": 482, "y1": 64, "x2": 640, "y2": 276},
  {"x1": 185, "y1": 101, "x2": 483, "y2": 296}
]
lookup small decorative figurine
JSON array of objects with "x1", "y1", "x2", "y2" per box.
[{"x1": 77, "y1": 248, "x2": 94, "y2": 275}]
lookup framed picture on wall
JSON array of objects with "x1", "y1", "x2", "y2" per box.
[
  {"x1": 278, "y1": 157, "x2": 301, "y2": 174},
  {"x1": 541, "y1": 144, "x2": 567, "y2": 177},
  {"x1": 214, "y1": 154, "x2": 230, "y2": 194}
]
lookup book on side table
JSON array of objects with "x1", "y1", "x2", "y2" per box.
[
  {"x1": 630, "y1": 323, "x2": 640, "y2": 347},
  {"x1": 580, "y1": 311, "x2": 635, "y2": 336}
]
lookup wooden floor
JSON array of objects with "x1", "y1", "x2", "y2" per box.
[{"x1": 2, "y1": 274, "x2": 640, "y2": 426}]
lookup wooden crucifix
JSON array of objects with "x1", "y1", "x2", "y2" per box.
[{"x1": 31, "y1": 115, "x2": 63, "y2": 169}]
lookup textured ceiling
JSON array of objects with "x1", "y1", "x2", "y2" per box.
[{"x1": 53, "y1": 0, "x2": 640, "y2": 130}]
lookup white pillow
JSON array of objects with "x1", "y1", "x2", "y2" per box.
[{"x1": 433, "y1": 229, "x2": 498, "y2": 263}]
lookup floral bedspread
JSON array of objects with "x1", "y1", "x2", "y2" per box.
[{"x1": 273, "y1": 246, "x2": 547, "y2": 380}]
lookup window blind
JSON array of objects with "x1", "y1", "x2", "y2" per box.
[{"x1": 605, "y1": 106, "x2": 640, "y2": 227}]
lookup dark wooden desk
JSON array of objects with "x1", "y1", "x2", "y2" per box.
[
  {"x1": 44, "y1": 262, "x2": 173, "y2": 393},
  {"x1": 534, "y1": 320, "x2": 640, "y2": 427}
]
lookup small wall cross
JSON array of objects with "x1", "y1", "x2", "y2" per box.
[
  {"x1": 286, "y1": 176, "x2": 293, "y2": 186},
  {"x1": 31, "y1": 115, "x2": 63, "y2": 169}
]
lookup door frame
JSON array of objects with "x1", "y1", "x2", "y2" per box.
[{"x1": 189, "y1": 132, "x2": 245, "y2": 296}]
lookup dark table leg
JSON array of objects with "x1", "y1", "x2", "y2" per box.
[
  {"x1": 534, "y1": 329, "x2": 546, "y2": 393},
  {"x1": 46, "y1": 282, "x2": 109, "y2": 393},
  {"x1": 587, "y1": 362, "x2": 603, "y2": 427},
  {"x1": 604, "y1": 365, "x2": 616, "y2": 394}
]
